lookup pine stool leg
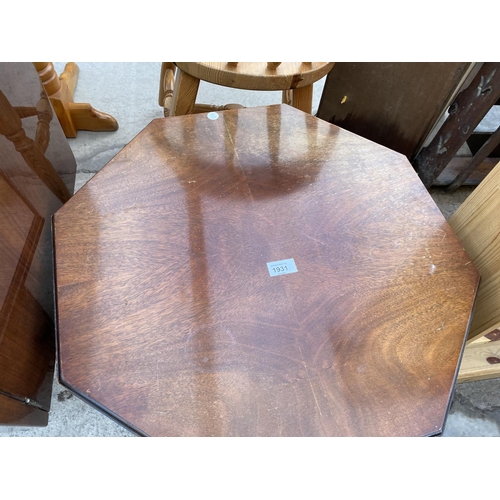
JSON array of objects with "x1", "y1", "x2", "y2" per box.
[
  {"x1": 292, "y1": 84, "x2": 313, "y2": 114},
  {"x1": 159, "y1": 63, "x2": 176, "y2": 117},
  {"x1": 170, "y1": 68, "x2": 200, "y2": 117}
]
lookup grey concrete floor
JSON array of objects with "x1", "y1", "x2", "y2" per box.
[{"x1": 2, "y1": 63, "x2": 499, "y2": 437}]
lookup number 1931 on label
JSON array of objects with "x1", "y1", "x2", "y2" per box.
[{"x1": 267, "y1": 258, "x2": 298, "y2": 277}]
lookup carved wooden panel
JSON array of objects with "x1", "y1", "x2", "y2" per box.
[{"x1": 0, "y1": 62, "x2": 76, "y2": 426}]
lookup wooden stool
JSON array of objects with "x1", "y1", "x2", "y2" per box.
[{"x1": 159, "y1": 62, "x2": 335, "y2": 117}]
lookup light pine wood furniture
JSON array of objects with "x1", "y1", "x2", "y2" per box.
[
  {"x1": 33, "y1": 62, "x2": 118, "y2": 138},
  {"x1": 54, "y1": 105, "x2": 478, "y2": 436},
  {"x1": 452, "y1": 161, "x2": 500, "y2": 382},
  {"x1": 159, "y1": 62, "x2": 334, "y2": 117},
  {"x1": 0, "y1": 62, "x2": 76, "y2": 426}
]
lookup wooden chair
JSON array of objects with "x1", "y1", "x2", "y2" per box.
[{"x1": 159, "y1": 62, "x2": 335, "y2": 117}]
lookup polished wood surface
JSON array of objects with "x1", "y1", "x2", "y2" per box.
[
  {"x1": 317, "y1": 62, "x2": 472, "y2": 160},
  {"x1": 0, "y1": 173, "x2": 52, "y2": 412},
  {"x1": 0, "y1": 90, "x2": 71, "y2": 203},
  {"x1": 0, "y1": 62, "x2": 76, "y2": 426},
  {"x1": 161, "y1": 62, "x2": 334, "y2": 117},
  {"x1": 54, "y1": 105, "x2": 479, "y2": 436},
  {"x1": 33, "y1": 62, "x2": 118, "y2": 138}
]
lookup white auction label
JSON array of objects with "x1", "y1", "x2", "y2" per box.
[{"x1": 267, "y1": 258, "x2": 298, "y2": 277}]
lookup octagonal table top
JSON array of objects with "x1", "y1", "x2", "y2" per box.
[{"x1": 53, "y1": 104, "x2": 480, "y2": 436}]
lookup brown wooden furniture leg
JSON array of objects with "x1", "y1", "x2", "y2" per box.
[
  {"x1": 283, "y1": 87, "x2": 313, "y2": 113},
  {"x1": 33, "y1": 62, "x2": 118, "y2": 138},
  {"x1": 159, "y1": 62, "x2": 176, "y2": 117},
  {"x1": 170, "y1": 68, "x2": 200, "y2": 117},
  {"x1": 292, "y1": 84, "x2": 313, "y2": 113}
]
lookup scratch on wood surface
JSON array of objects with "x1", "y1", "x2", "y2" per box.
[
  {"x1": 303, "y1": 233, "x2": 325, "y2": 246},
  {"x1": 299, "y1": 346, "x2": 322, "y2": 416},
  {"x1": 437, "y1": 229, "x2": 447, "y2": 242}
]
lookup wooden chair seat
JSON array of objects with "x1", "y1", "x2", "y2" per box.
[{"x1": 159, "y1": 62, "x2": 335, "y2": 117}]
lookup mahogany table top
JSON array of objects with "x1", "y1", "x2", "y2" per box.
[{"x1": 53, "y1": 105, "x2": 479, "y2": 436}]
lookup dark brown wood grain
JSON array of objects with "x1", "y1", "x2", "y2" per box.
[
  {"x1": 54, "y1": 104, "x2": 479, "y2": 436},
  {"x1": 0, "y1": 63, "x2": 76, "y2": 426},
  {"x1": 316, "y1": 62, "x2": 471, "y2": 159}
]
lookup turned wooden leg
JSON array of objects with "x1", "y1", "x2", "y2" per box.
[
  {"x1": 292, "y1": 84, "x2": 313, "y2": 114},
  {"x1": 170, "y1": 68, "x2": 200, "y2": 117},
  {"x1": 33, "y1": 62, "x2": 118, "y2": 138},
  {"x1": 34, "y1": 91, "x2": 52, "y2": 153},
  {"x1": 159, "y1": 63, "x2": 177, "y2": 116},
  {"x1": 159, "y1": 62, "x2": 168, "y2": 106},
  {"x1": 191, "y1": 103, "x2": 244, "y2": 114},
  {"x1": 34, "y1": 62, "x2": 75, "y2": 136},
  {"x1": 33, "y1": 62, "x2": 61, "y2": 95}
]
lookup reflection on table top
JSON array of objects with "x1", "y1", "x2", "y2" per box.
[{"x1": 54, "y1": 105, "x2": 480, "y2": 436}]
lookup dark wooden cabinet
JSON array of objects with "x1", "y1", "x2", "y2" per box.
[{"x1": 0, "y1": 62, "x2": 76, "y2": 426}]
